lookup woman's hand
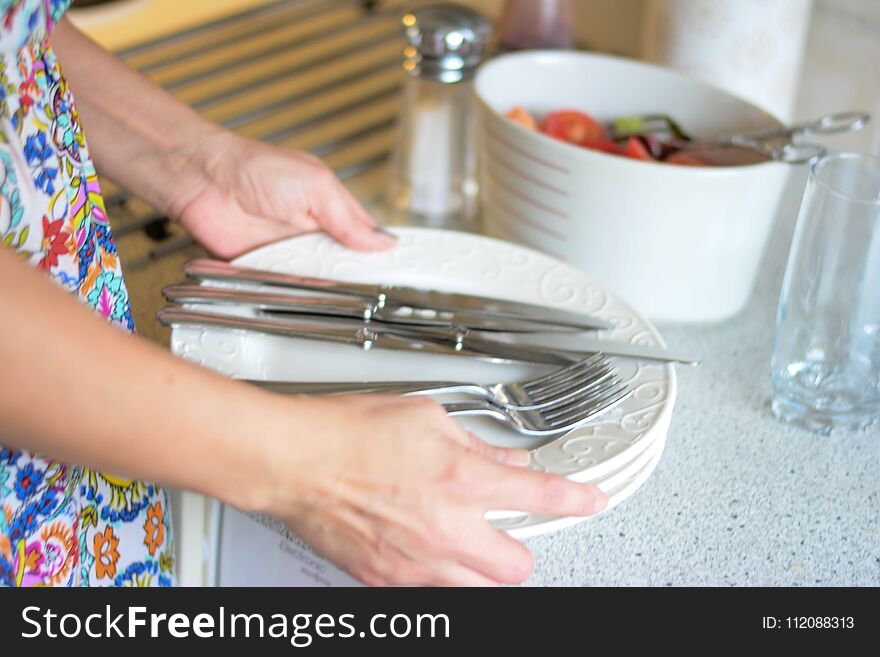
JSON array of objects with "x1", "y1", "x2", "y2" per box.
[
  {"x1": 51, "y1": 19, "x2": 393, "y2": 259},
  {"x1": 168, "y1": 131, "x2": 395, "y2": 259},
  {"x1": 255, "y1": 394, "x2": 608, "y2": 587}
]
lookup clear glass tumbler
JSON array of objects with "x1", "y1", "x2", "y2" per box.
[{"x1": 771, "y1": 152, "x2": 880, "y2": 434}]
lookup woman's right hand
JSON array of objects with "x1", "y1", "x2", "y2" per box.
[{"x1": 254, "y1": 394, "x2": 608, "y2": 586}]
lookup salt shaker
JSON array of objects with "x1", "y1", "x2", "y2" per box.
[{"x1": 385, "y1": 4, "x2": 491, "y2": 230}]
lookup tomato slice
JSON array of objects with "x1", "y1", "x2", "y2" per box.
[
  {"x1": 505, "y1": 105, "x2": 537, "y2": 131},
  {"x1": 541, "y1": 110, "x2": 605, "y2": 145},
  {"x1": 623, "y1": 136, "x2": 655, "y2": 161},
  {"x1": 582, "y1": 138, "x2": 624, "y2": 156}
]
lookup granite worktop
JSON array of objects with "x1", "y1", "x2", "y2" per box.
[{"x1": 524, "y1": 168, "x2": 880, "y2": 586}]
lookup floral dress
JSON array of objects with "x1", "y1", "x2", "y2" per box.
[{"x1": 0, "y1": 0, "x2": 174, "y2": 587}]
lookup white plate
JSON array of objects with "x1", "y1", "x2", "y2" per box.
[
  {"x1": 498, "y1": 434, "x2": 666, "y2": 539},
  {"x1": 170, "y1": 228, "x2": 676, "y2": 535},
  {"x1": 486, "y1": 424, "x2": 663, "y2": 521}
]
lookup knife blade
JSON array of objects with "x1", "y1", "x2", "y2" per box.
[
  {"x1": 157, "y1": 307, "x2": 698, "y2": 365},
  {"x1": 183, "y1": 259, "x2": 614, "y2": 331},
  {"x1": 162, "y1": 283, "x2": 592, "y2": 333}
]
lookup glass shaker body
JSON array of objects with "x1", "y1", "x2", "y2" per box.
[
  {"x1": 384, "y1": 4, "x2": 490, "y2": 231},
  {"x1": 386, "y1": 72, "x2": 479, "y2": 230}
]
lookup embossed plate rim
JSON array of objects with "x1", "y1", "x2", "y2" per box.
[{"x1": 505, "y1": 433, "x2": 666, "y2": 539}]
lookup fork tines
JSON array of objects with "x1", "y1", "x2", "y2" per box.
[
  {"x1": 521, "y1": 353, "x2": 615, "y2": 407},
  {"x1": 537, "y1": 372, "x2": 631, "y2": 430}
]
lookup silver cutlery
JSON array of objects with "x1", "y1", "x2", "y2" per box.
[
  {"x1": 182, "y1": 259, "x2": 614, "y2": 331},
  {"x1": 157, "y1": 306, "x2": 698, "y2": 365},
  {"x1": 706, "y1": 111, "x2": 869, "y2": 164},
  {"x1": 162, "y1": 283, "x2": 593, "y2": 333},
  {"x1": 439, "y1": 379, "x2": 631, "y2": 437},
  {"x1": 708, "y1": 111, "x2": 869, "y2": 153},
  {"x1": 248, "y1": 353, "x2": 616, "y2": 411}
]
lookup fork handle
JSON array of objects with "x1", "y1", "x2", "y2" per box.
[
  {"x1": 249, "y1": 387, "x2": 502, "y2": 418},
  {"x1": 441, "y1": 400, "x2": 505, "y2": 418},
  {"x1": 248, "y1": 379, "x2": 484, "y2": 398}
]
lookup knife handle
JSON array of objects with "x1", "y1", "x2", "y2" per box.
[
  {"x1": 248, "y1": 380, "x2": 479, "y2": 397},
  {"x1": 156, "y1": 307, "x2": 470, "y2": 358},
  {"x1": 163, "y1": 283, "x2": 372, "y2": 317},
  {"x1": 184, "y1": 259, "x2": 381, "y2": 300},
  {"x1": 157, "y1": 307, "x2": 370, "y2": 347}
]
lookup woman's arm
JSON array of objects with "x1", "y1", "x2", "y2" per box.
[
  {"x1": 50, "y1": 18, "x2": 222, "y2": 220},
  {"x1": 50, "y1": 18, "x2": 393, "y2": 257},
  {"x1": 0, "y1": 246, "x2": 281, "y2": 511},
  {"x1": 0, "y1": 249, "x2": 606, "y2": 585}
]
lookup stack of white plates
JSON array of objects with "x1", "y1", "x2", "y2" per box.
[{"x1": 170, "y1": 228, "x2": 676, "y2": 539}]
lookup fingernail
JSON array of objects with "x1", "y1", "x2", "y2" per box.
[
  {"x1": 501, "y1": 448, "x2": 531, "y2": 467},
  {"x1": 374, "y1": 227, "x2": 397, "y2": 240}
]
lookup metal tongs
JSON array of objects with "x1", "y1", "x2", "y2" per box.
[{"x1": 610, "y1": 110, "x2": 871, "y2": 164}]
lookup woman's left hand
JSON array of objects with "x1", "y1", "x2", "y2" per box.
[
  {"x1": 50, "y1": 20, "x2": 394, "y2": 260},
  {"x1": 168, "y1": 131, "x2": 396, "y2": 259}
]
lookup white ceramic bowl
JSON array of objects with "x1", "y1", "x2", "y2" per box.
[{"x1": 474, "y1": 51, "x2": 791, "y2": 322}]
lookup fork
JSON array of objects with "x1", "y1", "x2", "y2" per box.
[
  {"x1": 440, "y1": 376, "x2": 631, "y2": 437},
  {"x1": 249, "y1": 353, "x2": 615, "y2": 411}
]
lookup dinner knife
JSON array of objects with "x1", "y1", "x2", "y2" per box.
[
  {"x1": 182, "y1": 259, "x2": 614, "y2": 331},
  {"x1": 157, "y1": 307, "x2": 698, "y2": 365},
  {"x1": 162, "y1": 283, "x2": 592, "y2": 333}
]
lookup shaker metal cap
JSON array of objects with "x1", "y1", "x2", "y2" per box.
[{"x1": 402, "y1": 3, "x2": 491, "y2": 82}]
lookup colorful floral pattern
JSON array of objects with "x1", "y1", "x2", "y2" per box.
[{"x1": 0, "y1": 0, "x2": 174, "y2": 587}]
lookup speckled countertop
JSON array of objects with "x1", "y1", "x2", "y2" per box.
[{"x1": 524, "y1": 169, "x2": 880, "y2": 586}]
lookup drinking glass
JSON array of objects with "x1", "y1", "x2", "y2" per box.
[{"x1": 771, "y1": 152, "x2": 880, "y2": 434}]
